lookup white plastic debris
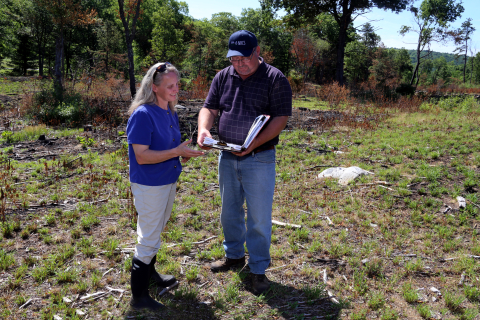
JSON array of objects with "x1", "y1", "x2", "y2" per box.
[
  {"x1": 430, "y1": 287, "x2": 442, "y2": 296},
  {"x1": 318, "y1": 166, "x2": 374, "y2": 185},
  {"x1": 76, "y1": 309, "x2": 86, "y2": 316},
  {"x1": 456, "y1": 196, "x2": 466, "y2": 208}
]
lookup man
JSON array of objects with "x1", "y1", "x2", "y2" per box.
[{"x1": 197, "y1": 30, "x2": 292, "y2": 295}]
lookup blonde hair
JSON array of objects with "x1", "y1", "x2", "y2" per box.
[{"x1": 127, "y1": 62, "x2": 180, "y2": 115}]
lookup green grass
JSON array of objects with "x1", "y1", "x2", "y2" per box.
[{"x1": 0, "y1": 94, "x2": 479, "y2": 319}]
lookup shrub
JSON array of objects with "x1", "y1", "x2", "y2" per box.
[{"x1": 395, "y1": 83, "x2": 416, "y2": 96}]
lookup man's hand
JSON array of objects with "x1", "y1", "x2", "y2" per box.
[
  {"x1": 197, "y1": 108, "x2": 219, "y2": 150},
  {"x1": 197, "y1": 129, "x2": 213, "y2": 151},
  {"x1": 231, "y1": 138, "x2": 259, "y2": 157}
]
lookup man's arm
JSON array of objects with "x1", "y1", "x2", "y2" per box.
[
  {"x1": 232, "y1": 116, "x2": 288, "y2": 157},
  {"x1": 197, "y1": 108, "x2": 219, "y2": 150}
]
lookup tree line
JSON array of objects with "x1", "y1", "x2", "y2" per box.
[{"x1": 0, "y1": 0, "x2": 478, "y2": 99}]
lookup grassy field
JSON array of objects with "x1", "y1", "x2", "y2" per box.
[{"x1": 0, "y1": 90, "x2": 479, "y2": 319}]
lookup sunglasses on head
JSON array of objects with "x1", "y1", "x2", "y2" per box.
[{"x1": 153, "y1": 62, "x2": 171, "y2": 78}]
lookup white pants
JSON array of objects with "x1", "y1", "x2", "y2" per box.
[{"x1": 130, "y1": 182, "x2": 176, "y2": 265}]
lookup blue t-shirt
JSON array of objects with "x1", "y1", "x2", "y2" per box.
[{"x1": 127, "y1": 104, "x2": 182, "y2": 186}]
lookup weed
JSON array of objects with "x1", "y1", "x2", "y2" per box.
[
  {"x1": 80, "y1": 214, "x2": 100, "y2": 231},
  {"x1": 0, "y1": 249, "x2": 15, "y2": 271},
  {"x1": 303, "y1": 283, "x2": 327, "y2": 301},
  {"x1": 402, "y1": 282, "x2": 418, "y2": 304},
  {"x1": 381, "y1": 308, "x2": 398, "y2": 320},
  {"x1": 224, "y1": 281, "x2": 240, "y2": 304},
  {"x1": 443, "y1": 290, "x2": 464, "y2": 314},
  {"x1": 367, "y1": 291, "x2": 385, "y2": 310},
  {"x1": 464, "y1": 286, "x2": 480, "y2": 302},
  {"x1": 365, "y1": 258, "x2": 383, "y2": 278},
  {"x1": 351, "y1": 308, "x2": 367, "y2": 320},
  {"x1": 353, "y1": 270, "x2": 369, "y2": 296},
  {"x1": 185, "y1": 266, "x2": 198, "y2": 282},
  {"x1": 417, "y1": 304, "x2": 432, "y2": 318}
]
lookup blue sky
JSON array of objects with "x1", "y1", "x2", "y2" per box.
[{"x1": 182, "y1": 0, "x2": 479, "y2": 54}]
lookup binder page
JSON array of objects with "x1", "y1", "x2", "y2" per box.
[{"x1": 242, "y1": 115, "x2": 270, "y2": 149}]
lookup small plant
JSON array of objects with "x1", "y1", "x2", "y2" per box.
[
  {"x1": 224, "y1": 281, "x2": 240, "y2": 304},
  {"x1": 417, "y1": 304, "x2": 432, "y2": 319},
  {"x1": 81, "y1": 214, "x2": 100, "y2": 230},
  {"x1": 365, "y1": 258, "x2": 383, "y2": 278},
  {"x1": 368, "y1": 291, "x2": 385, "y2": 310},
  {"x1": 1, "y1": 222, "x2": 14, "y2": 238},
  {"x1": 1, "y1": 130, "x2": 13, "y2": 143},
  {"x1": 76, "y1": 136, "x2": 96, "y2": 148},
  {"x1": 303, "y1": 283, "x2": 327, "y2": 301},
  {"x1": 464, "y1": 286, "x2": 480, "y2": 302},
  {"x1": 185, "y1": 266, "x2": 198, "y2": 282},
  {"x1": 0, "y1": 249, "x2": 15, "y2": 271},
  {"x1": 444, "y1": 290, "x2": 465, "y2": 314},
  {"x1": 381, "y1": 308, "x2": 398, "y2": 320},
  {"x1": 351, "y1": 308, "x2": 368, "y2": 320},
  {"x1": 353, "y1": 270, "x2": 369, "y2": 296},
  {"x1": 402, "y1": 282, "x2": 418, "y2": 304},
  {"x1": 56, "y1": 268, "x2": 77, "y2": 283}
]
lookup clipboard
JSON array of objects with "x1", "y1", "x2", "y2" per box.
[{"x1": 203, "y1": 115, "x2": 270, "y2": 152}]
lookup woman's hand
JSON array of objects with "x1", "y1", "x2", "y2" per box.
[
  {"x1": 132, "y1": 140, "x2": 203, "y2": 165},
  {"x1": 176, "y1": 139, "x2": 204, "y2": 161}
]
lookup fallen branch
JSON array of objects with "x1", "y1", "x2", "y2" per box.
[
  {"x1": 272, "y1": 219, "x2": 301, "y2": 229},
  {"x1": 306, "y1": 164, "x2": 334, "y2": 170},
  {"x1": 378, "y1": 185, "x2": 395, "y2": 191},
  {"x1": 265, "y1": 264, "x2": 291, "y2": 272},
  {"x1": 80, "y1": 291, "x2": 106, "y2": 301},
  {"x1": 357, "y1": 181, "x2": 392, "y2": 186},
  {"x1": 158, "y1": 281, "x2": 179, "y2": 297},
  {"x1": 106, "y1": 286, "x2": 125, "y2": 293},
  {"x1": 102, "y1": 268, "x2": 114, "y2": 278},
  {"x1": 466, "y1": 199, "x2": 480, "y2": 209},
  {"x1": 192, "y1": 236, "x2": 217, "y2": 245},
  {"x1": 19, "y1": 299, "x2": 33, "y2": 309}
]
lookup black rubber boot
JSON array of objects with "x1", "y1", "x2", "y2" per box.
[
  {"x1": 130, "y1": 257, "x2": 164, "y2": 310},
  {"x1": 150, "y1": 255, "x2": 177, "y2": 288}
]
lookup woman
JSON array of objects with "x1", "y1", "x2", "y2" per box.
[{"x1": 126, "y1": 62, "x2": 204, "y2": 310}]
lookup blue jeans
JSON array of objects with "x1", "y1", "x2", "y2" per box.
[{"x1": 218, "y1": 149, "x2": 276, "y2": 274}]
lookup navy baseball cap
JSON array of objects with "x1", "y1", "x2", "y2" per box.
[{"x1": 226, "y1": 30, "x2": 258, "y2": 58}]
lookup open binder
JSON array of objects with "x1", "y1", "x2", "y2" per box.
[{"x1": 203, "y1": 115, "x2": 271, "y2": 152}]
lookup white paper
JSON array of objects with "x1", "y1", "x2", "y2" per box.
[{"x1": 203, "y1": 115, "x2": 270, "y2": 152}]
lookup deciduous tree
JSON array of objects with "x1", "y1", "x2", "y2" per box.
[
  {"x1": 267, "y1": 0, "x2": 412, "y2": 85},
  {"x1": 451, "y1": 18, "x2": 475, "y2": 83},
  {"x1": 36, "y1": 0, "x2": 97, "y2": 91},
  {"x1": 117, "y1": 0, "x2": 142, "y2": 98},
  {"x1": 400, "y1": 0, "x2": 464, "y2": 86}
]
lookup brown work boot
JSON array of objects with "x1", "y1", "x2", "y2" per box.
[
  {"x1": 251, "y1": 274, "x2": 270, "y2": 295},
  {"x1": 209, "y1": 256, "x2": 245, "y2": 272}
]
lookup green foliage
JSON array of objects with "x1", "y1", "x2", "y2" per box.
[
  {"x1": 27, "y1": 88, "x2": 91, "y2": 126},
  {"x1": 0, "y1": 249, "x2": 15, "y2": 271}
]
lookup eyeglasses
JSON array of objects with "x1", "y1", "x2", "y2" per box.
[
  {"x1": 153, "y1": 62, "x2": 171, "y2": 78},
  {"x1": 229, "y1": 48, "x2": 256, "y2": 64}
]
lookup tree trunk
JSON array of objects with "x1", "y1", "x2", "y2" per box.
[
  {"x1": 38, "y1": 47, "x2": 44, "y2": 77},
  {"x1": 410, "y1": 50, "x2": 421, "y2": 86},
  {"x1": 126, "y1": 39, "x2": 136, "y2": 97},
  {"x1": 54, "y1": 29, "x2": 64, "y2": 93},
  {"x1": 118, "y1": 0, "x2": 142, "y2": 99},
  {"x1": 335, "y1": 15, "x2": 349, "y2": 85},
  {"x1": 463, "y1": 44, "x2": 467, "y2": 83}
]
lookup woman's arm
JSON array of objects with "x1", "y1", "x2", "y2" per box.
[{"x1": 132, "y1": 139, "x2": 204, "y2": 165}]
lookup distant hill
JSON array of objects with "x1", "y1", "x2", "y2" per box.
[{"x1": 405, "y1": 49, "x2": 464, "y2": 66}]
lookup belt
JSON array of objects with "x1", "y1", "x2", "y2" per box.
[{"x1": 250, "y1": 145, "x2": 275, "y2": 155}]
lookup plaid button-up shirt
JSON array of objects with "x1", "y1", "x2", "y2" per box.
[{"x1": 203, "y1": 58, "x2": 292, "y2": 147}]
